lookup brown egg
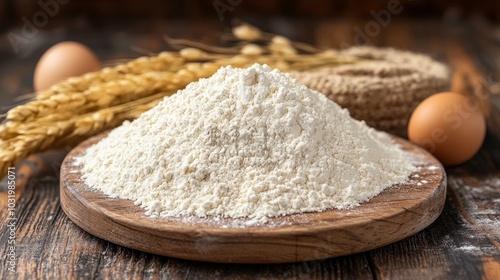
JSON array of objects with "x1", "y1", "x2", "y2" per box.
[
  {"x1": 34, "y1": 41, "x2": 101, "y2": 91},
  {"x1": 408, "y1": 92, "x2": 486, "y2": 166}
]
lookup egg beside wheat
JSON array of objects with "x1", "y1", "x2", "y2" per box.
[{"x1": 34, "y1": 41, "x2": 101, "y2": 91}]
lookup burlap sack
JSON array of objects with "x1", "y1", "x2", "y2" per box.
[{"x1": 292, "y1": 47, "x2": 450, "y2": 136}]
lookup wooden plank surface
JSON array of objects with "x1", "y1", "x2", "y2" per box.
[{"x1": 0, "y1": 18, "x2": 499, "y2": 279}]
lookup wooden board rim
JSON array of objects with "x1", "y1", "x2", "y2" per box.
[{"x1": 60, "y1": 131, "x2": 447, "y2": 263}]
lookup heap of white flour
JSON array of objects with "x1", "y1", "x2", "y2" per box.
[{"x1": 78, "y1": 64, "x2": 415, "y2": 220}]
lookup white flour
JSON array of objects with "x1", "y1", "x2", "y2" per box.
[{"x1": 78, "y1": 64, "x2": 415, "y2": 220}]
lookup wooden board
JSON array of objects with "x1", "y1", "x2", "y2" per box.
[{"x1": 60, "y1": 132, "x2": 446, "y2": 264}]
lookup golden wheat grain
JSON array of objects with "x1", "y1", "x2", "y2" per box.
[
  {"x1": 0, "y1": 92, "x2": 171, "y2": 178},
  {"x1": 0, "y1": 120, "x2": 71, "y2": 177},
  {"x1": 6, "y1": 62, "x2": 220, "y2": 123},
  {"x1": 36, "y1": 51, "x2": 186, "y2": 100},
  {"x1": 232, "y1": 24, "x2": 263, "y2": 41},
  {"x1": 240, "y1": 44, "x2": 264, "y2": 56}
]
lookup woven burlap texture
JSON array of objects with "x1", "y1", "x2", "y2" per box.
[{"x1": 291, "y1": 46, "x2": 450, "y2": 136}]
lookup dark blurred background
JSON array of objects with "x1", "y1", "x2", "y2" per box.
[{"x1": 0, "y1": 0, "x2": 499, "y2": 27}]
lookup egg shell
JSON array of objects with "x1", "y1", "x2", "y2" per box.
[
  {"x1": 408, "y1": 92, "x2": 486, "y2": 166},
  {"x1": 34, "y1": 41, "x2": 101, "y2": 91}
]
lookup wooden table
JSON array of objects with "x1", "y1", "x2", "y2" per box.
[{"x1": 0, "y1": 18, "x2": 499, "y2": 279}]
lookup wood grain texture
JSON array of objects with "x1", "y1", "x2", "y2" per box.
[
  {"x1": 0, "y1": 18, "x2": 499, "y2": 279},
  {"x1": 59, "y1": 133, "x2": 446, "y2": 263}
]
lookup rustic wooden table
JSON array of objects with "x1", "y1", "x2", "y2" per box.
[{"x1": 0, "y1": 18, "x2": 499, "y2": 279}]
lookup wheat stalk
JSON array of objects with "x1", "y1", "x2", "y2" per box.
[
  {"x1": 35, "y1": 51, "x2": 186, "y2": 100},
  {"x1": 7, "y1": 71, "x2": 184, "y2": 122},
  {"x1": 0, "y1": 92, "x2": 168, "y2": 177}
]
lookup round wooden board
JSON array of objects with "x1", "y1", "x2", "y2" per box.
[{"x1": 60, "y1": 132, "x2": 446, "y2": 264}]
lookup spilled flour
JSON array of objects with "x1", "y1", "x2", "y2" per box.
[{"x1": 77, "y1": 64, "x2": 415, "y2": 220}]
